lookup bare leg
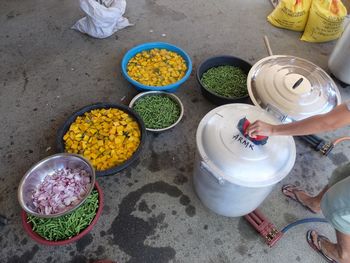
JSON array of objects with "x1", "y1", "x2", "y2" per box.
[
  {"x1": 282, "y1": 185, "x2": 329, "y2": 213},
  {"x1": 310, "y1": 230, "x2": 350, "y2": 263}
]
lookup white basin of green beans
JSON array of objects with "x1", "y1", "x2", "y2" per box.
[
  {"x1": 201, "y1": 65, "x2": 248, "y2": 98},
  {"x1": 132, "y1": 95, "x2": 180, "y2": 129},
  {"x1": 27, "y1": 190, "x2": 99, "y2": 241}
]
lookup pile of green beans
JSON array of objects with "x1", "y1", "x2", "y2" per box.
[
  {"x1": 132, "y1": 95, "x2": 180, "y2": 129},
  {"x1": 201, "y1": 65, "x2": 248, "y2": 98},
  {"x1": 27, "y1": 190, "x2": 99, "y2": 241}
]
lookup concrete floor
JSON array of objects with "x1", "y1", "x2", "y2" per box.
[{"x1": 1, "y1": 0, "x2": 350, "y2": 262}]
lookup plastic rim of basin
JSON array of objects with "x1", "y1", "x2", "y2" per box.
[
  {"x1": 121, "y1": 42, "x2": 192, "y2": 92},
  {"x1": 21, "y1": 181, "x2": 104, "y2": 246},
  {"x1": 196, "y1": 55, "x2": 252, "y2": 105},
  {"x1": 56, "y1": 103, "x2": 146, "y2": 177}
]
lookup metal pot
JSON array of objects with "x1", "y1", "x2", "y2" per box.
[{"x1": 193, "y1": 104, "x2": 296, "y2": 217}]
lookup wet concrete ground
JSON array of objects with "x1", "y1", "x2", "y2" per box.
[{"x1": 1, "y1": 0, "x2": 350, "y2": 262}]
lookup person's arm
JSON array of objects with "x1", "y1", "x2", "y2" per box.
[{"x1": 246, "y1": 103, "x2": 350, "y2": 137}]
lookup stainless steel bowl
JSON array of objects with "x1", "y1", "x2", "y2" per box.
[
  {"x1": 18, "y1": 153, "x2": 96, "y2": 218},
  {"x1": 129, "y1": 91, "x2": 184, "y2": 132}
]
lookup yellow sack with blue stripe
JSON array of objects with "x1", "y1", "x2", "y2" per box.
[
  {"x1": 267, "y1": 0, "x2": 312, "y2": 31},
  {"x1": 301, "y1": 0, "x2": 348, "y2": 42}
]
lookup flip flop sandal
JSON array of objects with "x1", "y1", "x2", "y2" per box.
[
  {"x1": 306, "y1": 230, "x2": 338, "y2": 263},
  {"x1": 281, "y1": 184, "x2": 317, "y2": 214}
]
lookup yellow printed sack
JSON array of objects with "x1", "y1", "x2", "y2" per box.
[
  {"x1": 301, "y1": 0, "x2": 347, "y2": 42},
  {"x1": 267, "y1": 0, "x2": 312, "y2": 31}
]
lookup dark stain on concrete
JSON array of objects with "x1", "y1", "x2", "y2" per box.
[
  {"x1": 22, "y1": 69, "x2": 28, "y2": 92},
  {"x1": 237, "y1": 218, "x2": 257, "y2": 241},
  {"x1": 69, "y1": 251, "x2": 75, "y2": 256},
  {"x1": 187, "y1": 228, "x2": 193, "y2": 235},
  {"x1": 210, "y1": 251, "x2": 231, "y2": 262},
  {"x1": 329, "y1": 152, "x2": 349, "y2": 166},
  {"x1": 214, "y1": 238, "x2": 223, "y2": 245},
  {"x1": 235, "y1": 244, "x2": 248, "y2": 256},
  {"x1": 76, "y1": 233, "x2": 93, "y2": 252},
  {"x1": 69, "y1": 255, "x2": 88, "y2": 263},
  {"x1": 95, "y1": 245, "x2": 105, "y2": 256},
  {"x1": 20, "y1": 238, "x2": 27, "y2": 245},
  {"x1": 185, "y1": 205, "x2": 196, "y2": 217},
  {"x1": 6, "y1": 11, "x2": 20, "y2": 19},
  {"x1": 204, "y1": 225, "x2": 208, "y2": 230},
  {"x1": 139, "y1": 199, "x2": 152, "y2": 214},
  {"x1": 191, "y1": 98, "x2": 199, "y2": 103},
  {"x1": 46, "y1": 256, "x2": 53, "y2": 263},
  {"x1": 296, "y1": 256, "x2": 301, "y2": 262},
  {"x1": 100, "y1": 230, "x2": 106, "y2": 237},
  {"x1": 146, "y1": 139, "x2": 160, "y2": 172},
  {"x1": 171, "y1": 210, "x2": 177, "y2": 215},
  {"x1": 173, "y1": 173, "x2": 188, "y2": 185},
  {"x1": 125, "y1": 169, "x2": 132, "y2": 178},
  {"x1": 147, "y1": 150, "x2": 173, "y2": 172},
  {"x1": 145, "y1": 0, "x2": 187, "y2": 21},
  {"x1": 6, "y1": 245, "x2": 39, "y2": 263},
  {"x1": 180, "y1": 195, "x2": 190, "y2": 206},
  {"x1": 7, "y1": 11, "x2": 15, "y2": 19},
  {"x1": 146, "y1": 139, "x2": 174, "y2": 172},
  {"x1": 107, "y1": 181, "x2": 195, "y2": 263}
]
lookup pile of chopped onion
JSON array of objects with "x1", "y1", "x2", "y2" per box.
[{"x1": 32, "y1": 168, "x2": 92, "y2": 215}]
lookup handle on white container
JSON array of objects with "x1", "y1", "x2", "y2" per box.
[
  {"x1": 200, "y1": 161, "x2": 225, "y2": 185},
  {"x1": 266, "y1": 103, "x2": 288, "y2": 123}
]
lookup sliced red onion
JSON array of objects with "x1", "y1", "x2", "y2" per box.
[{"x1": 32, "y1": 168, "x2": 92, "y2": 215}]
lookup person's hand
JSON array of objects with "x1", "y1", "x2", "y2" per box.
[{"x1": 246, "y1": 120, "x2": 274, "y2": 138}]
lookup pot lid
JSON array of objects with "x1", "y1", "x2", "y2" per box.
[
  {"x1": 247, "y1": 55, "x2": 341, "y2": 123},
  {"x1": 196, "y1": 104, "x2": 296, "y2": 187}
]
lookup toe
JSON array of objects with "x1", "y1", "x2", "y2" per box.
[{"x1": 310, "y1": 231, "x2": 321, "y2": 250}]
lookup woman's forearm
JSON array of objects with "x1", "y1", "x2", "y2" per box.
[{"x1": 271, "y1": 104, "x2": 350, "y2": 136}]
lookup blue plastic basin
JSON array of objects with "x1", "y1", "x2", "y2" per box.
[{"x1": 121, "y1": 42, "x2": 192, "y2": 92}]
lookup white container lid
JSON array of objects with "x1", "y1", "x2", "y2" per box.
[
  {"x1": 247, "y1": 55, "x2": 341, "y2": 123},
  {"x1": 196, "y1": 104, "x2": 296, "y2": 187}
]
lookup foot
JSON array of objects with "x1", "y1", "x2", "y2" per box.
[
  {"x1": 282, "y1": 185, "x2": 321, "y2": 213},
  {"x1": 307, "y1": 230, "x2": 349, "y2": 263}
]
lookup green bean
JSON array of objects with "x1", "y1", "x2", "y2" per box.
[
  {"x1": 132, "y1": 95, "x2": 180, "y2": 129},
  {"x1": 27, "y1": 190, "x2": 99, "y2": 241},
  {"x1": 201, "y1": 65, "x2": 248, "y2": 98}
]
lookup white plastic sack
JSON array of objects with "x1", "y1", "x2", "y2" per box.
[{"x1": 72, "y1": 0, "x2": 132, "y2": 39}]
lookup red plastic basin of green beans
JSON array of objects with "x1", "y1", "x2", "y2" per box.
[{"x1": 21, "y1": 182, "x2": 104, "y2": 246}]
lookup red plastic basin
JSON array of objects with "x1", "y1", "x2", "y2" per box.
[{"x1": 21, "y1": 181, "x2": 104, "y2": 246}]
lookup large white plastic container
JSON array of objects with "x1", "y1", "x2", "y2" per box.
[
  {"x1": 328, "y1": 23, "x2": 350, "y2": 85},
  {"x1": 193, "y1": 104, "x2": 296, "y2": 217}
]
